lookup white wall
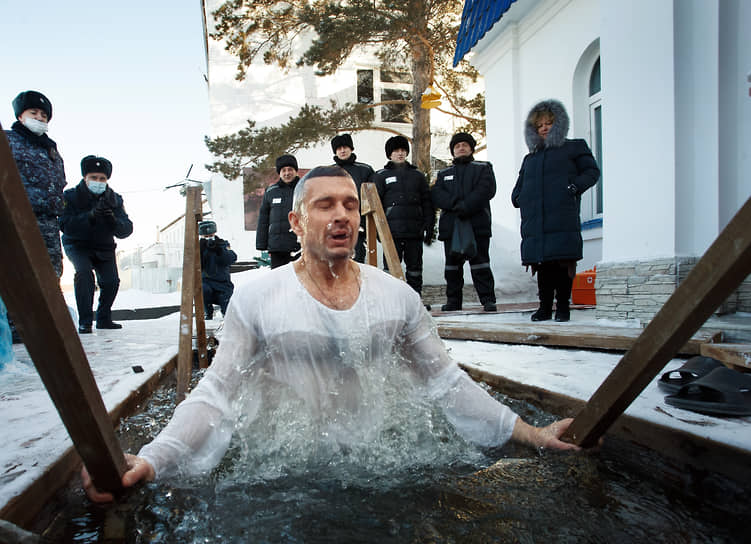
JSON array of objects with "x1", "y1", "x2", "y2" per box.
[
  {"x1": 600, "y1": 0, "x2": 677, "y2": 262},
  {"x1": 718, "y1": 0, "x2": 751, "y2": 230},
  {"x1": 470, "y1": 0, "x2": 600, "y2": 295}
]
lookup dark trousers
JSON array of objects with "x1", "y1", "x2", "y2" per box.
[
  {"x1": 202, "y1": 280, "x2": 234, "y2": 317},
  {"x1": 443, "y1": 236, "x2": 495, "y2": 306},
  {"x1": 270, "y1": 251, "x2": 299, "y2": 269},
  {"x1": 64, "y1": 245, "x2": 120, "y2": 327},
  {"x1": 383, "y1": 238, "x2": 424, "y2": 294},
  {"x1": 535, "y1": 261, "x2": 575, "y2": 310}
]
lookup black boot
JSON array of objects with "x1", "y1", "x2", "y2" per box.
[
  {"x1": 554, "y1": 264, "x2": 573, "y2": 322},
  {"x1": 531, "y1": 306, "x2": 552, "y2": 321},
  {"x1": 532, "y1": 264, "x2": 554, "y2": 321},
  {"x1": 441, "y1": 301, "x2": 462, "y2": 312}
]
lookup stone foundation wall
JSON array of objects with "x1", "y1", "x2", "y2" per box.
[{"x1": 596, "y1": 257, "x2": 751, "y2": 324}]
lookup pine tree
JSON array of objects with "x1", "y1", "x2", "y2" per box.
[{"x1": 205, "y1": 0, "x2": 485, "y2": 179}]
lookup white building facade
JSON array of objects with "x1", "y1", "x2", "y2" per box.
[{"x1": 460, "y1": 0, "x2": 751, "y2": 321}]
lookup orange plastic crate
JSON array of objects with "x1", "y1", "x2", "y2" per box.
[{"x1": 572, "y1": 268, "x2": 596, "y2": 305}]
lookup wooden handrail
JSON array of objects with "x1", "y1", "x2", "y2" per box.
[{"x1": 360, "y1": 182, "x2": 404, "y2": 280}]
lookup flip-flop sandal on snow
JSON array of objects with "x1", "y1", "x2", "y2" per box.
[
  {"x1": 664, "y1": 366, "x2": 751, "y2": 416},
  {"x1": 658, "y1": 356, "x2": 724, "y2": 394}
]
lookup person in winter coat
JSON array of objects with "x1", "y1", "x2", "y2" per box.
[
  {"x1": 330, "y1": 133, "x2": 374, "y2": 263},
  {"x1": 60, "y1": 156, "x2": 133, "y2": 333},
  {"x1": 199, "y1": 221, "x2": 237, "y2": 320},
  {"x1": 256, "y1": 154, "x2": 301, "y2": 268},
  {"x1": 511, "y1": 99, "x2": 600, "y2": 322},
  {"x1": 5, "y1": 90, "x2": 66, "y2": 278},
  {"x1": 373, "y1": 135, "x2": 435, "y2": 306},
  {"x1": 432, "y1": 133, "x2": 497, "y2": 312},
  {"x1": 5, "y1": 91, "x2": 67, "y2": 344}
]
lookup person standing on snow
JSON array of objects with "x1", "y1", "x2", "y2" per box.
[
  {"x1": 60, "y1": 156, "x2": 133, "y2": 333},
  {"x1": 373, "y1": 135, "x2": 434, "y2": 308},
  {"x1": 511, "y1": 99, "x2": 600, "y2": 322},
  {"x1": 330, "y1": 133, "x2": 374, "y2": 263},
  {"x1": 199, "y1": 221, "x2": 237, "y2": 320},
  {"x1": 5, "y1": 90, "x2": 67, "y2": 344},
  {"x1": 431, "y1": 133, "x2": 497, "y2": 313},
  {"x1": 256, "y1": 154, "x2": 301, "y2": 269}
]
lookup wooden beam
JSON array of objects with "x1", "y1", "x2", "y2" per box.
[
  {"x1": 564, "y1": 197, "x2": 751, "y2": 447},
  {"x1": 359, "y1": 182, "x2": 404, "y2": 280},
  {"x1": 699, "y1": 343, "x2": 751, "y2": 372},
  {"x1": 437, "y1": 321, "x2": 721, "y2": 355},
  {"x1": 0, "y1": 128, "x2": 126, "y2": 492},
  {"x1": 177, "y1": 185, "x2": 202, "y2": 402}
]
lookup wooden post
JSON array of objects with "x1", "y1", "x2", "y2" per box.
[
  {"x1": 564, "y1": 197, "x2": 751, "y2": 447},
  {"x1": 0, "y1": 128, "x2": 126, "y2": 492},
  {"x1": 176, "y1": 185, "x2": 202, "y2": 402},
  {"x1": 360, "y1": 182, "x2": 404, "y2": 280},
  {"x1": 193, "y1": 212, "x2": 208, "y2": 369}
]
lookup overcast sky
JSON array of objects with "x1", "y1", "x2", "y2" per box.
[{"x1": 1, "y1": 1, "x2": 213, "y2": 252}]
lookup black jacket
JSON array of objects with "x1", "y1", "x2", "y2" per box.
[
  {"x1": 256, "y1": 177, "x2": 300, "y2": 253},
  {"x1": 511, "y1": 99, "x2": 600, "y2": 265},
  {"x1": 60, "y1": 180, "x2": 133, "y2": 251},
  {"x1": 373, "y1": 161, "x2": 434, "y2": 239},
  {"x1": 431, "y1": 157, "x2": 496, "y2": 241},
  {"x1": 333, "y1": 154, "x2": 374, "y2": 229},
  {"x1": 200, "y1": 237, "x2": 237, "y2": 284}
]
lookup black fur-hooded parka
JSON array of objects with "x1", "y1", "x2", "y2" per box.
[{"x1": 511, "y1": 99, "x2": 600, "y2": 265}]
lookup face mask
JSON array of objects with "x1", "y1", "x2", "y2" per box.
[
  {"x1": 87, "y1": 181, "x2": 107, "y2": 195},
  {"x1": 23, "y1": 118, "x2": 49, "y2": 136}
]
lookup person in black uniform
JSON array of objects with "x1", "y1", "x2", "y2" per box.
[
  {"x1": 373, "y1": 135, "x2": 434, "y2": 307},
  {"x1": 60, "y1": 156, "x2": 133, "y2": 333},
  {"x1": 330, "y1": 133, "x2": 374, "y2": 263},
  {"x1": 199, "y1": 221, "x2": 237, "y2": 320},
  {"x1": 431, "y1": 133, "x2": 497, "y2": 313},
  {"x1": 256, "y1": 154, "x2": 301, "y2": 268}
]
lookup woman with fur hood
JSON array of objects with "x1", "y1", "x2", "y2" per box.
[{"x1": 511, "y1": 99, "x2": 600, "y2": 322}]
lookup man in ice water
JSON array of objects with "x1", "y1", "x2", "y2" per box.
[{"x1": 83, "y1": 166, "x2": 580, "y2": 502}]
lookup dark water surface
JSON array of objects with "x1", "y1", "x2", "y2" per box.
[{"x1": 35, "y1": 374, "x2": 748, "y2": 543}]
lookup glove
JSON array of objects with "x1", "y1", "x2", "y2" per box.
[{"x1": 567, "y1": 183, "x2": 578, "y2": 195}]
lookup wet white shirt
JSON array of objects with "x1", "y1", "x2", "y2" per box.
[{"x1": 139, "y1": 263, "x2": 518, "y2": 478}]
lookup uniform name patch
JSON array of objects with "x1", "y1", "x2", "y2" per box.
[
  {"x1": 444, "y1": 175, "x2": 454, "y2": 181},
  {"x1": 272, "y1": 197, "x2": 282, "y2": 204},
  {"x1": 386, "y1": 176, "x2": 397, "y2": 184}
]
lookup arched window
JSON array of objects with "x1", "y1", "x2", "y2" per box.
[{"x1": 588, "y1": 58, "x2": 603, "y2": 216}]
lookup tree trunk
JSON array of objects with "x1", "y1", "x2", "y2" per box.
[{"x1": 410, "y1": 14, "x2": 433, "y2": 177}]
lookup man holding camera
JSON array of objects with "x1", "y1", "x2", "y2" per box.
[
  {"x1": 60, "y1": 156, "x2": 133, "y2": 333},
  {"x1": 199, "y1": 221, "x2": 237, "y2": 320}
]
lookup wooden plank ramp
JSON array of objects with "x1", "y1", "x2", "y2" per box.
[
  {"x1": 437, "y1": 320, "x2": 723, "y2": 355},
  {"x1": 700, "y1": 343, "x2": 751, "y2": 372}
]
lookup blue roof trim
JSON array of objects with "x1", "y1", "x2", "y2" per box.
[{"x1": 453, "y1": 0, "x2": 517, "y2": 67}]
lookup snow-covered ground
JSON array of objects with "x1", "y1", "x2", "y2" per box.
[{"x1": 4, "y1": 265, "x2": 749, "y2": 514}]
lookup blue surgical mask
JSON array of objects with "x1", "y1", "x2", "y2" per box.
[
  {"x1": 87, "y1": 181, "x2": 107, "y2": 195},
  {"x1": 22, "y1": 118, "x2": 49, "y2": 136}
]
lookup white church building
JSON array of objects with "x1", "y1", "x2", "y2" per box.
[{"x1": 455, "y1": 0, "x2": 750, "y2": 322}]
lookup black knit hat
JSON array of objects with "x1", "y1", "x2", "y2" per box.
[
  {"x1": 12, "y1": 90, "x2": 53, "y2": 121},
  {"x1": 275, "y1": 154, "x2": 298, "y2": 173},
  {"x1": 385, "y1": 135, "x2": 409, "y2": 158},
  {"x1": 331, "y1": 133, "x2": 354, "y2": 153},
  {"x1": 449, "y1": 132, "x2": 476, "y2": 156},
  {"x1": 81, "y1": 155, "x2": 113, "y2": 179}
]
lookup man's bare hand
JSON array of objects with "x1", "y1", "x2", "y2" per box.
[
  {"x1": 81, "y1": 453, "x2": 156, "y2": 503},
  {"x1": 511, "y1": 418, "x2": 583, "y2": 452}
]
